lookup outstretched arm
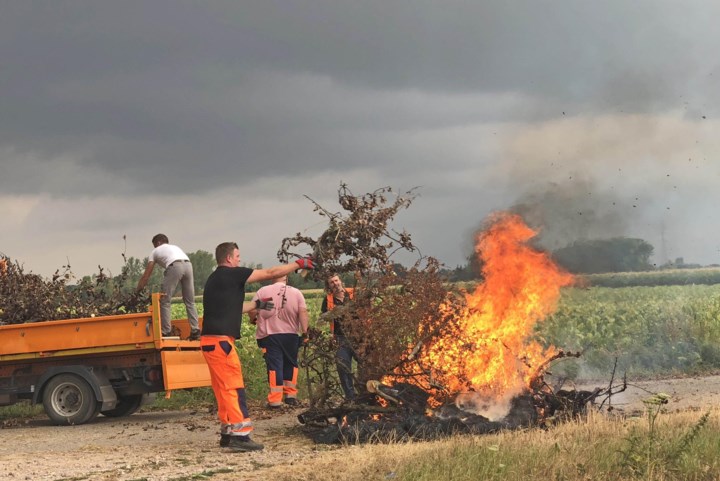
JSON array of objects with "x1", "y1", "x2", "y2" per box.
[{"x1": 246, "y1": 257, "x2": 314, "y2": 284}]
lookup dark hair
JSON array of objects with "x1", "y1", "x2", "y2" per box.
[
  {"x1": 215, "y1": 242, "x2": 239, "y2": 263},
  {"x1": 152, "y1": 233, "x2": 169, "y2": 247}
]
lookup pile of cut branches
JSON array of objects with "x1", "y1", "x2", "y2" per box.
[
  {"x1": 278, "y1": 183, "x2": 418, "y2": 281},
  {"x1": 280, "y1": 184, "x2": 466, "y2": 407},
  {"x1": 0, "y1": 255, "x2": 148, "y2": 325}
]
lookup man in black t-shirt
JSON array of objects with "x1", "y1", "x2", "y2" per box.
[{"x1": 201, "y1": 242, "x2": 313, "y2": 452}]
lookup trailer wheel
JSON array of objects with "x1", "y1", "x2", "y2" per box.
[
  {"x1": 101, "y1": 394, "x2": 144, "y2": 417},
  {"x1": 42, "y1": 374, "x2": 100, "y2": 425}
]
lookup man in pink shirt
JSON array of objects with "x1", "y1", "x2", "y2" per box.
[{"x1": 249, "y1": 275, "x2": 308, "y2": 407}]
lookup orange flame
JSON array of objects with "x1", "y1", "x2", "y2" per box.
[{"x1": 418, "y1": 213, "x2": 573, "y2": 407}]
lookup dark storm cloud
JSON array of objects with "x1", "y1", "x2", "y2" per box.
[
  {"x1": 2, "y1": 1, "x2": 718, "y2": 198},
  {"x1": 3, "y1": 1, "x2": 720, "y2": 275}
]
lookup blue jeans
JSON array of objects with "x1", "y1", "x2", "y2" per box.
[{"x1": 335, "y1": 335, "x2": 358, "y2": 400}]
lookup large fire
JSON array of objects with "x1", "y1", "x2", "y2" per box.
[{"x1": 406, "y1": 213, "x2": 574, "y2": 419}]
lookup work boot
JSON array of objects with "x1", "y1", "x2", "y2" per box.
[
  {"x1": 220, "y1": 433, "x2": 230, "y2": 448},
  {"x1": 266, "y1": 403, "x2": 283, "y2": 410},
  {"x1": 226, "y1": 435, "x2": 264, "y2": 452},
  {"x1": 189, "y1": 329, "x2": 201, "y2": 341},
  {"x1": 284, "y1": 397, "x2": 299, "y2": 407}
]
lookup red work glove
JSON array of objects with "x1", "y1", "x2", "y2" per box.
[{"x1": 295, "y1": 257, "x2": 315, "y2": 270}]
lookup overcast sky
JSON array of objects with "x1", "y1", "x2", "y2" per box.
[{"x1": 2, "y1": 1, "x2": 719, "y2": 278}]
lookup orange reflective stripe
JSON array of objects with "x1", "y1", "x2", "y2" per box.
[
  {"x1": 282, "y1": 367, "x2": 299, "y2": 397},
  {"x1": 230, "y1": 420, "x2": 253, "y2": 435},
  {"x1": 283, "y1": 382, "x2": 298, "y2": 397},
  {"x1": 268, "y1": 369, "x2": 283, "y2": 405}
]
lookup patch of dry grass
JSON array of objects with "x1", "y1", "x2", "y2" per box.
[{"x1": 247, "y1": 407, "x2": 720, "y2": 481}]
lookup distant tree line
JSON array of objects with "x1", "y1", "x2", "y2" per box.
[
  {"x1": 90, "y1": 237, "x2": 707, "y2": 289},
  {"x1": 551, "y1": 237, "x2": 654, "y2": 274},
  {"x1": 108, "y1": 250, "x2": 326, "y2": 295},
  {"x1": 444, "y1": 237, "x2": 707, "y2": 281}
]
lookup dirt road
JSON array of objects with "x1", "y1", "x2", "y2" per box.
[
  {"x1": 0, "y1": 402, "x2": 337, "y2": 481},
  {"x1": 3, "y1": 376, "x2": 720, "y2": 481}
]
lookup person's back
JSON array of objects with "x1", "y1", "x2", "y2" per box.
[
  {"x1": 202, "y1": 265, "x2": 253, "y2": 338},
  {"x1": 150, "y1": 243, "x2": 188, "y2": 268},
  {"x1": 254, "y1": 281, "x2": 306, "y2": 338}
]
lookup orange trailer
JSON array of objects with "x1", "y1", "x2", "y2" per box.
[{"x1": 0, "y1": 294, "x2": 210, "y2": 424}]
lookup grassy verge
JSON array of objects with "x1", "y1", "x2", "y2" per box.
[
  {"x1": 0, "y1": 401, "x2": 44, "y2": 421},
  {"x1": 291, "y1": 408, "x2": 720, "y2": 481}
]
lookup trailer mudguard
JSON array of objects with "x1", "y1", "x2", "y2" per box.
[{"x1": 33, "y1": 365, "x2": 118, "y2": 411}]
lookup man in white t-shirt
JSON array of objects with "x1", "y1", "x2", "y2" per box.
[{"x1": 136, "y1": 233, "x2": 200, "y2": 340}]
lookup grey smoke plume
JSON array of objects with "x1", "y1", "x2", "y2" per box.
[{"x1": 509, "y1": 178, "x2": 632, "y2": 252}]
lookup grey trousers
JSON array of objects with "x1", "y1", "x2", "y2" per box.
[{"x1": 161, "y1": 261, "x2": 200, "y2": 334}]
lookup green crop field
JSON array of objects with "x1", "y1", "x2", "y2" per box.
[
  {"x1": 579, "y1": 267, "x2": 720, "y2": 288},
  {"x1": 167, "y1": 282, "x2": 720, "y2": 405},
  {"x1": 540, "y1": 284, "x2": 720, "y2": 379}
]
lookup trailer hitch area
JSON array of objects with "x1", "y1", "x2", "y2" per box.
[{"x1": 143, "y1": 366, "x2": 163, "y2": 385}]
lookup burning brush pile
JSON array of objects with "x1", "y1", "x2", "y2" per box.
[{"x1": 281, "y1": 186, "x2": 624, "y2": 444}]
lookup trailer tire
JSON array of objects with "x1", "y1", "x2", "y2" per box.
[
  {"x1": 101, "y1": 394, "x2": 144, "y2": 417},
  {"x1": 42, "y1": 374, "x2": 100, "y2": 425}
]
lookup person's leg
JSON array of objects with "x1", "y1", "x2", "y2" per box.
[
  {"x1": 201, "y1": 340, "x2": 226, "y2": 426},
  {"x1": 160, "y1": 264, "x2": 182, "y2": 335},
  {"x1": 335, "y1": 336, "x2": 355, "y2": 400},
  {"x1": 202, "y1": 336, "x2": 262, "y2": 451},
  {"x1": 280, "y1": 334, "x2": 300, "y2": 403},
  {"x1": 179, "y1": 263, "x2": 200, "y2": 331},
  {"x1": 259, "y1": 337, "x2": 284, "y2": 407}
]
